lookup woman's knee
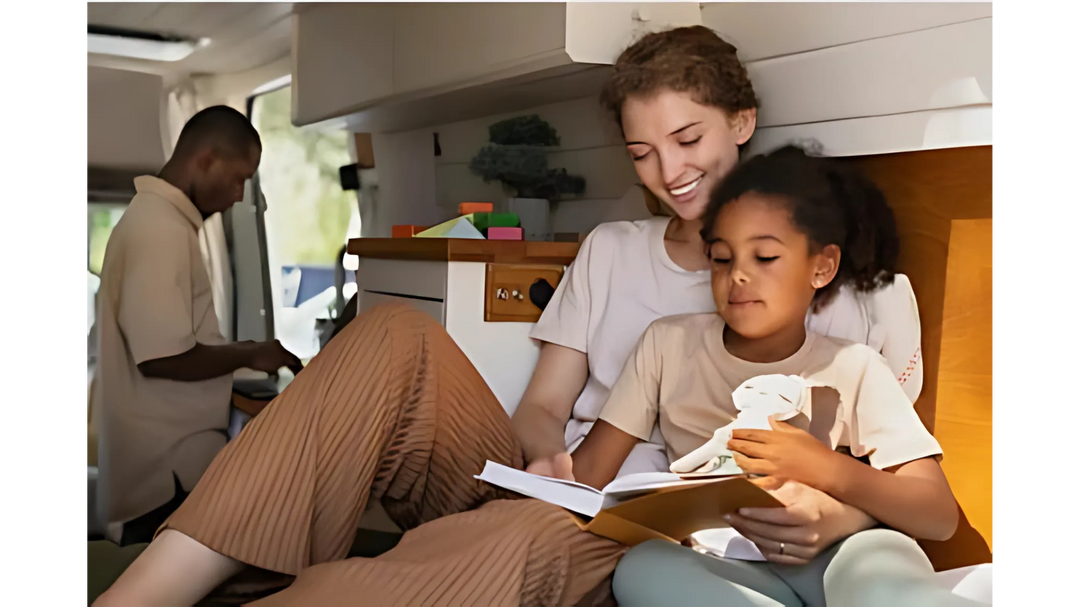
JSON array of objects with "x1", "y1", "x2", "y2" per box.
[{"x1": 321, "y1": 301, "x2": 440, "y2": 363}]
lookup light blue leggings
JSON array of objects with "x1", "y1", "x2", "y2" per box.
[{"x1": 612, "y1": 529, "x2": 986, "y2": 607}]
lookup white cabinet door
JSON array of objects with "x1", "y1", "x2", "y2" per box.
[
  {"x1": 293, "y1": 2, "x2": 703, "y2": 127},
  {"x1": 392, "y1": 3, "x2": 567, "y2": 94},
  {"x1": 565, "y1": 2, "x2": 703, "y2": 65},
  {"x1": 292, "y1": 3, "x2": 395, "y2": 125},
  {"x1": 355, "y1": 258, "x2": 447, "y2": 325},
  {"x1": 356, "y1": 258, "x2": 447, "y2": 301}
]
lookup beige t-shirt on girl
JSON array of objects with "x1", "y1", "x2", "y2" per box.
[{"x1": 598, "y1": 313, "x2": 942, "y2": 470}]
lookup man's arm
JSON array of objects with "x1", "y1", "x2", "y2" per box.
[{"x1": 138, "y1": 340, "x2": 302, "y2": 382}]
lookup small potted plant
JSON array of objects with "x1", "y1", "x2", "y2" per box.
[{"x1": 469, "y1": 114, "x2": 586, "y2": 241}]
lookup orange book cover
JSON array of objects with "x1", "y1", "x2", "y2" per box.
[
  {"x1": 570, "y1": 476, "x2": 782, "y2": 546},
  {"x1": 476, "y1": 462, "x2": 782, "y2": 546}
]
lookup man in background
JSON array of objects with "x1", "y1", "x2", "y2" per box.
[{"x1": 92, "y1": 106, "x2": 303, "y2": 545}]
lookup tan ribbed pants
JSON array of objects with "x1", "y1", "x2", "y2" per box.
[{"x1": 162, "y1": 303, "x2": 626, "y2": 606}]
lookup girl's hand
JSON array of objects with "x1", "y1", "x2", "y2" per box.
[
  {"x1": 525, "y1": 452, "x2": 575, "y2": 481},
  {"x1": 727, "y1": 478, "x2": 876, "y2": 565},
  {"x1": 727, "y1": 416, "x2": 842, "y2": 491}
]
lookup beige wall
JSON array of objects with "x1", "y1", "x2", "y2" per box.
[
  {"x1": 87, "y1": 66, "x2": 168, "y2": 170},
  {"x1": 433, "y1": 96, "x2": 653, "y2": 236},
  {"x1": 88, "y1": 55, "x2": 292, "y2": 170},
  {"x1": 362, "y1": 95, "x2": 653, "y2": 239},
  {"x1": 188, "y1": 55, "x2": 292, "y2": 114}
]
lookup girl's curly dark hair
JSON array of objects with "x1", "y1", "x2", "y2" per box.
[{"x1": 701, "y1": 144, "x2": 900, "y2": 309}]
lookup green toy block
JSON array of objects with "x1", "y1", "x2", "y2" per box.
[{"x1": 464, "y1": 212, "x2": 520, "y2": 232}]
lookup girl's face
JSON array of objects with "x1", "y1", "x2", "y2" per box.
[
  {"x1": 621, "y1": 90, "x2": 755, "y2": 222},
  {"x1": 706, "y1": 194, "x2": 839, "y2": 340}
]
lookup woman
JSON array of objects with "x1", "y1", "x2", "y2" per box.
[{"x1": 97, "y1": 26, "x2": 922, "y2": 607}]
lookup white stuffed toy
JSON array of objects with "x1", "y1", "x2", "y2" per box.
[{"x1": 669, "y1": 374, "x2": 814, "y2": 476}]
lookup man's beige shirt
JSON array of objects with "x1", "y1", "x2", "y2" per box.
[{"x1": 92, "y1": 176, "x2": 231, "y2": 523}]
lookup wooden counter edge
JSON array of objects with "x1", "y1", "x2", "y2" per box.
[{"x1": 347, "y1": 238, "x2": 580, "y2": 266}]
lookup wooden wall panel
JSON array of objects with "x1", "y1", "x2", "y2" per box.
[
  {"x1": 852, "y1": 146, "x2": 992, "y2": 431},
  {"x1": 936, "y1": 219, "x2": 993, "y2": 548},
  {"x1": 850, "y1": 146, "x2": 993, "y2": 567}
]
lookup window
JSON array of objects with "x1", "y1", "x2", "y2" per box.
[
  {"x1": 84, "y1": 200, "x2": 126, "y2": 393},
  {"x1": 88, "y1": 203, "x2": 126, "y2": 275},
  {"x1": 88, "y1": 203, "x2": 126, "y2": 345},
  {"x1": 249, "y1": 85, "x2": 360, "y2": 359}
]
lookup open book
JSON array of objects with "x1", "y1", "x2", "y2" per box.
[{"x1": 475, "y1": 461, "x2": 783, "y2": 546}]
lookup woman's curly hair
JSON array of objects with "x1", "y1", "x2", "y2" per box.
[{"x1": 600, "y1": 25, "x2": 759, "y2": 132}]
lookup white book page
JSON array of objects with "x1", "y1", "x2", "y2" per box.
[
  {"x1": 601, "y1": 472, "x2": 730, "y2": 507},
  {"x1": 475, "y1": 462, "x2": 737, "y2": 516},
  {"x1": 474, "y1": 461, "x2": 604, "y2": 517},
  {"x1": 691, "y1": 528, "x2": 767, "y2": 562},
  {"x1": 601, "y1": 472, "x2": 684, "y2": 494}
]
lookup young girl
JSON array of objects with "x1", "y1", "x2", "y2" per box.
[{"x1": 570, "y1": 145, "x2": 978, "y2": 606}]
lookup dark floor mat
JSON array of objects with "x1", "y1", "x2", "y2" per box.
[
  {"x1": 88, "y1": 529, "x2": 404, "y2": 605},
  {"x1": 348, "y1": 528, "x2": 403, "y2": 558},
  {"x1": 87, "y1": 541, "x2": 146, "y2": 605}
]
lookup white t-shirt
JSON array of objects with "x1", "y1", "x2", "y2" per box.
[
  {"x1": 532, "y1": 217, "x2": 713, "y2": 474},
  {"x1": 807, "y1": 276, "x2": 924, "y2": 403},
  {"x1": 530, "y1": 216, "x2": 924, "y2": 475}
]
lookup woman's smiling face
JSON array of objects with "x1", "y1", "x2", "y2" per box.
[{"x1": 621, "y1": 90, "x2": 756, "y2": 222}]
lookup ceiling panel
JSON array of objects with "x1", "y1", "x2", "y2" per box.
[
  {"x1": 173, "y1": 3, "x2": 257, "y2": 39},
  {"x1": 86, "y1": 3, "x2": 123, "y2": 23},
  {"x1": 87, "y1": 3, "x2": 294, "y2": 77},
  {"x1": 95, "y1": 3, "x2": 166, "y2": 31},
  {"x1": 141, "y1": 2, "x2": 213, "y2": 36},
  {"x1": 183, "y1": 16, "x2": 292, "y2": 74},
  {"x1": 202, "y1": 3, "x2": 294, "y2": 47}
]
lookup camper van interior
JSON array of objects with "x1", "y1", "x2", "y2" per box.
[{"x1": 83, "y1": 2, "x2": 996, "y2": 605}]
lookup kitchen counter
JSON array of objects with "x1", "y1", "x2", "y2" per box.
[
  {"x1": 346, "y1": 238, "x2": 580, "y2": 265},
  {"x1": 348, "y1": 237, "x2": 578, "y2": 416}
]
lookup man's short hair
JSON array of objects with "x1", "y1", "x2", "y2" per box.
[{"x1": 173, "y1": 105, "x2": 261, "y2": 161}]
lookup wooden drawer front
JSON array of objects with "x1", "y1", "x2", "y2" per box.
[{"x1": 484, "y1": 263, "x2": 564, "y2": 323}]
